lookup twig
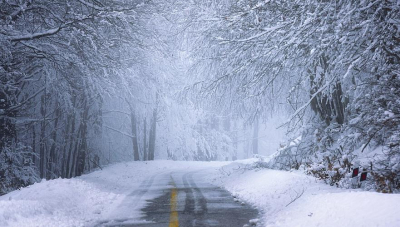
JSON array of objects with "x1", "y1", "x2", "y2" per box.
[
  {"x1": 285, "y1": 188, "x2": 305, "y2": 207},
  {"x1": 89, "y1": 159, "x2": 103, "y2": 170},
  {"x1": 360, "y1": 116, "x2": 399, "y2": 153},
  {"x1": 104, "y1": 125, "x2": 134, "y2": 138}
]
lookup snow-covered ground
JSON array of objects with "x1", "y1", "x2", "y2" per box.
[
  {"x1": 213, "y1": 160, "x2": 400, "y2": 227},
  {"x1": 1, "y1": 159, "x2": 400, "y2": 227}
]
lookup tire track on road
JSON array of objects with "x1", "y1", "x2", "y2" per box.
[
  {"x1": 188, "y1": 172, "x2": 208, "y2": 215},
  {"x1": 127, "y1": 174, "x2": 157, "y2": 205},
  {"x1": 182, "y1": 171, "x2": 209, "y2": 226},
  {"x1": 182, "y1": 172, "x2": 195, "y2": 215}
]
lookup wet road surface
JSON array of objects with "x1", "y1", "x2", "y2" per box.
[{"x1": 98, "y1": 170, "x2": 259, "y2": 227}]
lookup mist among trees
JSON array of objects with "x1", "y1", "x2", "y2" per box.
[{"x1": 1, "y1": 0, "x2": 399, "y2": 194}]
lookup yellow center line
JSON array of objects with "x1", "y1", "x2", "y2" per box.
[{"x1": 169, "y1": 179, "x2": 179, "y2": 227}]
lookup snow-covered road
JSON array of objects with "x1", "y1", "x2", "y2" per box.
[
  {"x1": 1, "y1": 160, "x2": 400, "y2": 227},
  {"x1": 97, "y1": 169, "x2": 258, "y2": 226}
]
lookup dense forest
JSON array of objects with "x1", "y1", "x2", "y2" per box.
[{"x1": 1, "y1": 0, "x2": 399, "y2": 195}]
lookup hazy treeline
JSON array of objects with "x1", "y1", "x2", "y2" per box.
[{"x1": 0, "y1": 0, "x2": 160, "y2": 194}]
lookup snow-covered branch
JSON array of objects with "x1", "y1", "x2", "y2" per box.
[{"x1": 9, "y1": 27, "x2": 61, "y2": 42}]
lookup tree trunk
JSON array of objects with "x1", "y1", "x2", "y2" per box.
[
  {"x1": 70, "y1": 126, "x2": 81, "y2": 178},
  {"x1": 65, "y1": 95, "x2": 76, "y2": 178},
  {"x1": 130, "y1": 110, "x2": 140, "y2": 161},
  {"x1": 76, "y1": 99, "x2": 88, "y2": 176},
  {"x1": 32, "y1": 124, "x2": 36, "y2": 166},
  {"x1": 148, "y1": 107, "x2": 157, "y2": 160},
  {"x1": 48, "y1": 99, "x2": 60, "y2": 179},
  {"x1": 252, "y1": 117, "x2": 259, "y2": 155},
  {"x1": 232, "y1": 121, "x2": 238, "y2": 161},
  {"x1": 39, "y1": 94, "x2": 46, "y2": 179},
  {"x1": 143, "y1": 118, "x2": 147, "y2": 161},
  {"x1": 61, "y1": 114, "x2": 71, "y2": 178},
  {"x1": 309, "y1": 55, "x2": 347, "y2": 126}
]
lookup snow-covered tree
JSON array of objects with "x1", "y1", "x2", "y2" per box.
[{"x1": 185, "y1": 0, "x2": 400, "y2": 191}]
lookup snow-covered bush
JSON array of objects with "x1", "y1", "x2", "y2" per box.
[{"x1": 0, "y1": 143, "x2": 39, "y2": 195}]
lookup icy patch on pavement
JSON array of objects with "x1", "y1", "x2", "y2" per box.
[{"x1": 215, "y1": 161, "x2": 400, "y2": 227}]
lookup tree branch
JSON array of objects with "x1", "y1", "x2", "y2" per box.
[
  {"x1": 104, "y1": 125, "x2": 134, "y2": 138},
  {"x1": 8, "y1": 16, "x2": 93, "y2": 42},
  {"x1": 9, "y1": 27, "x2": 61, "y2": 42},
  {"x1": 102, "y1": 110, "x2": 130, "y2": 116},
  {"x1": 279, "y1": 76, "x2": 337, "y2": 128},
  {"x1": 7, "y1": 87, "x2": 45, "y2": 112}
]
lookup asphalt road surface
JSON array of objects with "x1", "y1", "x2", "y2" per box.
[{"x1": 98, "y1": 169, "x2": 259, "y2": 227}]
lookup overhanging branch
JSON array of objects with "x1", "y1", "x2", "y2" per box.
[{"x1": 279, "y1": 76, "x2": 337, "y2": 128}]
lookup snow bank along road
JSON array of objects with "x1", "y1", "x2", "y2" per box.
[{"x1": 1, "y1": 160, "x2": 400, "y2": 227}]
